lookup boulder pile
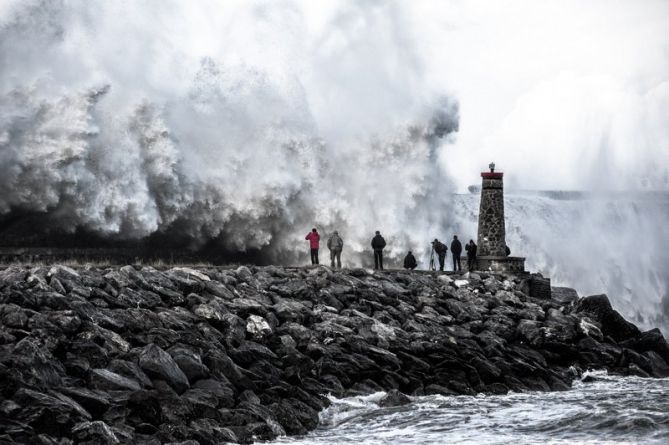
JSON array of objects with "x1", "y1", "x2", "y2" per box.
[{"x1": 1, "y1": 264, "x2": 668, "y2": 444}]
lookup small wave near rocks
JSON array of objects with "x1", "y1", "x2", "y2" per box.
[{"x1": 273, "y1": 372, "x2": 669, "y2": 445}]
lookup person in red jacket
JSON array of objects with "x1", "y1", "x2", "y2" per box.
[{"x1": 305, "y1": 228, "x2": 320, "y2": 265}]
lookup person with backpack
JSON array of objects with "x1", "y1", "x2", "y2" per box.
[
  {"x1": 451, "y1": 235, "x2": 462, "y2": 271},
  {"x1": 327, "y1": 231, "x2": 344, "y2": 268},
  {"x1": 305, "y1": 228, "x2": 320, "y2": 265},
  {"x1": 431, "y1": 238, "x2": 448, "y2": 272},
  {"x1": 371, "y1": 231, "x2": 386, "y2": 270},
  {"x1": 403, "y1": 251, "x2": 417, "y2": 270},
  {"x1": 465, "y1": 239, "x2": 477, "y2": 271}
]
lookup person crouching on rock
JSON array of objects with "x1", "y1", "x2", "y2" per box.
[
  {"x1": 327, "y1": 230, "x2": 344, "y2": 268},
  {"x1": 371, "y1": 231, "x2": 386, "y2": 270},
  {"x1": 431, "y1": 238, "x2": 447, "y2": 272},
  {"x1": 465, "y1": 239, "x2": 477, "y2": 271},
  {"x1": 403, "y1": 251, "x2": 417, "y2": 270},
  {"x1": 451, "y1": 235, "x2": 462, "y2": 272},
  {"x1": 305, "y1": 228, "x2": 320, "y2": 265}
]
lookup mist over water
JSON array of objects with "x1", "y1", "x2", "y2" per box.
[{"x1": 1, "y1": 1, "x2": 668, "y2": 328}]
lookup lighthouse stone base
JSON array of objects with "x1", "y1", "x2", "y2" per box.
[{"x1": 476, "y1": 256, "x2": 526, "y2": 273}]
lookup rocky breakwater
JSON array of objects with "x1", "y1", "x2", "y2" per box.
[{"x1": 1, "y1": 265, "x2": 669, "y2": 444}]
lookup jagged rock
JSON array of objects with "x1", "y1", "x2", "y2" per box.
[
  {"x1": 235, "y1": 266, "x2": 253, "y2": 282},
  {"x1": 620, "y1": 328, "x2": 669, "y2": 363},
  {"x1": 189, "y1": 418, "x2": 238, "y2": 444},
  {"x1": 168, "y1": 346, "x2": 210, "y2": 383},
  {"x1": 60, "y1": 387, "x2": 111, "y2": 419},
  {"x1": 13, "y1": 388, "x2": 91, "y2": 433},
  {"x1": 72, "y1": 420, "x2": 120, "y2": 444},
  {"x1": 642, "y1": 351, "x2": 669, "y2": 377},
  {"x1": 48, "y1": 265, "x2": 81, "y2": 283},
  {"x1": 11, "y1": 337, "x2": 65, "y2": 387},
  {"x1": 378, "y1": 389, "x2": 411, "y2": 407},
  {"x1": 551, "y1": 287, "x2": 579, "y2": 304},
  {"x1": 192, "y1": 378, "x2": 235, "y2": 408},
  {"x1": 574, "y1": 294, "x2": 640, "y2": 341},
  {"x1": 107, "y1": 359, "x2": 153, "y2": 388},
  {"x1": 171, "y1": 267, "x2": 211, "y2": 282},
  {"x1": 0, "y1": 264, "x2": 662, "y2": 444},
  {"x1": 453, "y1": 279, "x2": 469, "y2": 289},
  {"x1": 246, "y1": 314, "x2": 272, "y2": 341},
  {"x1": 89, "y1": 369, "x2": 141, "y2": 391},
  {"x1": 138, "y1": 344, "x2": 190, "y2": 393}
]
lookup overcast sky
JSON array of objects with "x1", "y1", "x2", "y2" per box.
[{"x1": 302, "y1": 0, "x2": 669, "y2": 191}]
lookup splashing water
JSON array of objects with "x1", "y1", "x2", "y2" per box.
[
  {"x1": 0, "y1": 2, "x2": 667, "y2": 328},
  {"x1": 0, "y1": 0, "x2": 458, "y2": 257},
  {"x1": 271, "y1": 373, "x2": 669, "y2": 445}
]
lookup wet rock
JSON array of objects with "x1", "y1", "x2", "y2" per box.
[
  {"x1": 11, "y1": 337, "x2": 65, "y2": 388},
  {"x1": 14, "y1": 388, "x2": 91, "y2": 435},
  {"x1": 189, "y1": 418, "x2": 238, "y2": 444},
  {"x1": 89, "y1": 369, "x2": 141, "y2": 391},
  {"x1": 378, "y1": 389, "x2": 411, "y2": 407},
  {"x1": 107, "y1": 359, "x2": 153, "y2": 388},
  {"x1": 168, "y1": 347, "x2": 210, "y2": 383},
  {"x1": 574, "y1": 294, "x2": 640, "y2": 341},
  {"x1": 138, "y1": 344, "x2": 190, "y2": 393},
  {"x1": 59, "y1": 387, "x2": 111, "y2": 418},
  {"x1": 642, "y1": 351, "x2": 669, "y2": 378},
  {"x1": 72, "y1": 420, "x2": 120, "y2": 444},
  {"x1": 621, "y1": 328, "x2": 669, "y2": 364}
]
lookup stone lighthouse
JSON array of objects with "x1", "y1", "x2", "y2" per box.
[{"x1": 476, "y1": 163, "x2": 525, "y2": 272}]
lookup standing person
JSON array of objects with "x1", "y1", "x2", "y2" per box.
[
  {"x1": 305, "y1": 228, "x2": 320, "y2": 265},
  {"x1": 371, "y1": 231, "x2": 386, "y2": 270},
  {"x1": 451, "y1": 235, "x2": 462, "y2": 271},
  {"x1": 403, "y1": 251, "x2": 417, "y2": 270},
  {"x1": 465, "y1": 239, "x2": 477, "y2": 271},
  {"x1": 431, "y1": 238, "x2": 448, "y2": 272},
  {"x1": 327, "y1": 231, "x2": 344, "y2": 268}
]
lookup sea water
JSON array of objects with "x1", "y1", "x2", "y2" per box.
[{"x1": 270, "y1": 372, "x2": 669, "y2": 445}]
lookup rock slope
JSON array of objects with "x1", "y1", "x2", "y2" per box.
[{"x1": 1, "y1": 265, "x2": 668, "y2": 444}]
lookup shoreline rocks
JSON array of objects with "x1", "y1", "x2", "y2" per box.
[{"x1": 1, "y1": 265, "x2": 668, "y2": 444}]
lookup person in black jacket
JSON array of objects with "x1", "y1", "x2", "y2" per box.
[
  {"x1": 465, "y1": 239, "x2": 477, "y2": 271},
  {"x1": 431, "y1": 238, "x2": 447, "y2": 271},
  {"x1": 451, "y1": 235, "x2": 462, "y2": 271},
  {"x1": 403, "y1": 251, "x2": 417, "y2": 270},
  {"x1": 371, "y1": 231, "x2": 386, "y2": 270}
]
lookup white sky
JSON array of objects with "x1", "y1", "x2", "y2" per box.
[{"x1": 302, "y1": 0, "x2": 669, "y2": 191}]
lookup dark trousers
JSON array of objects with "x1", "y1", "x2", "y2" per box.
[
  {"x1": 438, "y1": 254, "x2": 446, "y2": 271},
  {"x1": 453, "y1": 254, "x2": 461, "y2": 271},
  {"x1": 310, "y1": 248, "x2": 319, "y2": 265},
  {"x1": 467, "y1": 256, "x2": 476, "y2": 271},
  {"x1": 330, "y1": 250, "x2": 341, "y2": 268},
  {"x1": 374, "y1": 250, "x2": 384, "y2": 270}
]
